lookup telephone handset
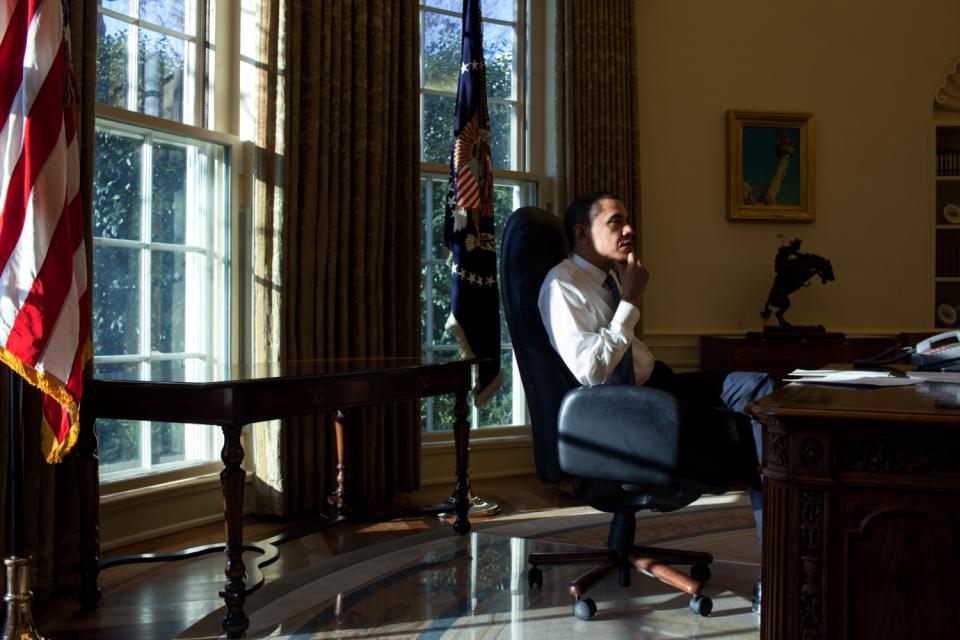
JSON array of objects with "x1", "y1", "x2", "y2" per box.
[
  {"x1": 911, "y1": 330, "x2": 960, "y2": 370},
  {"x1": 853, "y1": 330, "x2": 960, "y2": 370}
]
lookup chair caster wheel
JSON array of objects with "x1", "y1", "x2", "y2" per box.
[
  {"x1": 690, "y1": 563, "x2": 711, "y2": 583},
  {"x1": 573, "y1": 597, "x2": 597, "y2": 620},
  {"x1": 689, "y1": 594, "x2": 712, "y2": 617},
  {"x1": 527, "y1": 567, "x2": 543, "y2": 589}
]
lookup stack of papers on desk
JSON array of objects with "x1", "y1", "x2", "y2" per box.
[{"x1": 785, "y1": 369, "x2": 921, "y2": 387}]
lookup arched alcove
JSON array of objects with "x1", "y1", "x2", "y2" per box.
[{"x1": 935, "y1": 54, "x2": 960, "y2": 112}]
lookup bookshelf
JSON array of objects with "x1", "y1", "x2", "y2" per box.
[{"x1": 934, "y1": 113, "x2": 960, "y2": 327}]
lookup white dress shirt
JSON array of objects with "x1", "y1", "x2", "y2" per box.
[{"x1": 538, "y1": 253, "x2": 655, "y2": 386}]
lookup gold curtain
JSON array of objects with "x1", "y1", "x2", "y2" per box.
[
  {"x1": 556, "y1": 0, "x2": 641, "y2": 217},
  {"x1": 0, "y1": 0, "x2": 97, "y2": 601},
  {"x1": 252, "y1": 0, "x2": 422, "y2": 515}
]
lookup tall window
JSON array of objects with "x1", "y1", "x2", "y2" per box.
[
  {"x1": 94, "y1": 0, "x2": 242, "y2": 479},
  {"x1": 419, "y1": 0, "x2": 539, "y2": 431}
]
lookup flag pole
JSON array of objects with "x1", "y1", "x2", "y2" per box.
[{"x1": 2, "y1": 368, "x2": 47, "y2": 640}]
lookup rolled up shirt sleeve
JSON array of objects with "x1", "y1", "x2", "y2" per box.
[{"x1": 539, "y1": 273, "x2": 654, "y2": 386}]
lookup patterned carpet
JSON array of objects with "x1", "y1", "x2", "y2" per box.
[{"x1": 177, "y1": 493, "x2": 761, "y2": 639}]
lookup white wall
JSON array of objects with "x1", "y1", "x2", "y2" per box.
[{"x1": 636, "y1": 0, "x2": 960, "y2": 336}]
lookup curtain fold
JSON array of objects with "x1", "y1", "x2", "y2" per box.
[
  {"x1": 0, "y1": 0, "x2": 97, "y2": 603},
  {"x1": 556, "y1": 0, "x2": 641, "y2": 217},
  {"x1": 252, "y1": 0, "x2": 421, "y2": 516}
]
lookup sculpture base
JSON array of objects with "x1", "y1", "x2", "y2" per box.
[
  {"x1": 750, "y1": 326, "x2": 844, "y2": 340},
  {"x1": 433, "y1": 493, "x2": 502, "y2": 519}
]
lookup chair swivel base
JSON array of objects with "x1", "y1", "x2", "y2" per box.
[{"x1": 526, "y1": 545, "x2": 714, "y2": 620}]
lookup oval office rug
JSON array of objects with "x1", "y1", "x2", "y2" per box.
[{"x1": 177, "y1": 494, "x2": 761, "y2": 639}]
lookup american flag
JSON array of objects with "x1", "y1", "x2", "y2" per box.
[{"x1": 0, "y1": 0, "x2": 91, "y2": 463}]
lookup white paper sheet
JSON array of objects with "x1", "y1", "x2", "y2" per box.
[{"x1": 785, "y1": 369, "x2": 921, "y2": 387}]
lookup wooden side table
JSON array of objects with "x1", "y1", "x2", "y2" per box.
[
  {"x1": 78, "y1": 357, "x2": 479, "y2": 638},
  {"x1": 699, "y1": 334, "x2": 899, "y2": 381}
]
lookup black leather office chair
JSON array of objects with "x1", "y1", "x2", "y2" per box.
[{"x1": 500, "y1": 206, "x2": 747, "y2": 620}]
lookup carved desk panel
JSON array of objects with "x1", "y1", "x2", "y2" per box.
[{"x1": 749, "y1": 381, "x2": 960, "y2": 640}]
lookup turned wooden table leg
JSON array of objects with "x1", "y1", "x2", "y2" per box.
[
  {"x1": 219, "y1": 423, "x2": 248, "y2": 638},
  {"x1": 77, "y1": 398, "x2": 101, "y2": 610},
  {"x1": 327, "y1": 410, "x2": 350, "y2": 515},
  {"x1": 452, "y1": 389, "x2": 471, "y2": 535}
]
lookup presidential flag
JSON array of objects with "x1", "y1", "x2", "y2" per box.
[
  {"x1": 0, "y1": 0, "x2": 91, "y2": 463},
  {"x1": 444, "y1": 0, "x2": 500, "y2": 406}
]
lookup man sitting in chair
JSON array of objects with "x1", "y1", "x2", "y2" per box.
[{"x1": 538, "y1": 191, "x2": 772, "y2": 614}]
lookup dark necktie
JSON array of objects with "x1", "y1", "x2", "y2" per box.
[{"x1": 604, "y1": 274, "x2": 635, "y2": 385}]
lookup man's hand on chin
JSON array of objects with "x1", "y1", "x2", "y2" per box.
[{"x1": 617, "y1": 252, "x2": 649, "y2": 308}]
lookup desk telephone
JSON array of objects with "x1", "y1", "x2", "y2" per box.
[
  {"x1": 911, "y1": 331, "x2": 960, "y2": 370},
  {"x1": 855, "y1": 330, "x2": 960, "y2": 371}
]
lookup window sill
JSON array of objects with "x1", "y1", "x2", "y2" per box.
[
  {"x1": 100, "y1": 461, "x2": 226, "y2": 498},
  {"x1": 422, "y1": 424, "x2": 531, "y2": 447},
  {"x1": 421, "y1": 425, "x2": 534, "y2": 486}
]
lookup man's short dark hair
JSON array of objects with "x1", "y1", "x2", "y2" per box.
[{"x1": 564, "y1": 191, "x2": 622, "y2": 248}]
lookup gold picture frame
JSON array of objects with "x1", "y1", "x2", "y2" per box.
[{"x1": 727, "y1": 110, "x2": 815, "y2": 221}]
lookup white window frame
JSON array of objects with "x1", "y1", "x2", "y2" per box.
[
  {"x1": 93, "y1": 109, "x2": 240, "y2": 481},
  {"x1": 97, "y1": 1, "x2": 205, "y2": 126},
  {"x1": 94, "y1": 0, "x2": 248, "y2": 488},
  {"x1": 419, "y1": 0, "x2": 550, "y2": 434}
]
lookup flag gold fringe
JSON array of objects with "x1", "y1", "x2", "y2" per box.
[
  {"x1": 444, "y1": 314, "x2": 502, "y2": 407},
  {"x1": 0, "y1": 339, "x2": 92, "y2": 464},
  {"x1": 473, "y1": 370, "x2": 502, "y2": 407}
]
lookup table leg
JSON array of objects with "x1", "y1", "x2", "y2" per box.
[
  {"x1": 77, "y1": 405, "x2": 101, "y2": 610},
  {"x1": 452, "y1": 389, "x2": 471, "y2": 535},
  {"x1": 219, "y1": 423, "x2": 248, "y2": 638},
  {"x1": 327, "y1": 410, "x2": 350, "y2": 515}
]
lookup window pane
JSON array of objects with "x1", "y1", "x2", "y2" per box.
[
  {"x1": 93, "y1": 129, "x2": 142, "y2": 240},
  {"x1": 139, "y1": 0, "x2": 187, "y2": 33},
  {"x1": 483, "y1": 23, "x2": 514, "y2": 100},
  {"x1": 99, "y1": 419, "x2": 142, "y2": 474},
  {"x1": 427, "y1": 177, "x2": 448, "y2": 259},
  {"x1": 492, "y1": 183, "x2": 520, "y2": 252},
  {"x1": 93, "y1": 247, "x2": 141, "y2": 355},
  {"x1": 422, "y1": 93, "x2": 455, "y2": 164},
  {"x1": 98, "y1": 0, "x2": 132, "y2": 16},
  {"x1": 421, "y1": 11, "x2": 461, "y2": 94},
  {"x1": 430, "y1": 263, "x2": 453, "y2": 346},
  {"x1": 148, "y1": 360, "x2": 211, "y2": 465},
  {"x1": 151, "y1": 250, "x2": 188, "y2": 353},
  {"x1": 151, "y1": 422, "x2": 186, "y2": 465},
  {"x1": 422, "y1": 0, "x2": 516, "y2": 21},
  {"x1": 95, "y1": 361, "x2": 142, "y2": 379},
  {"x1": 481, "y1": 0, "x2": 517, "y2": 21},
  {"x1": 139, "y1": 29, "x2": 188, "y2": 122},
  {"x1": 150, "y1": 357, "x2": 205, "y2": 382},
  {"x1": 488, "y1": 102, "x2": 513, "y2": 169},
  {"x1": 151, "y1": 142, "x2": 187, "y2": 244},
  {"x1": 96, "y1": 15, "x2": 133, "y2": 110},
  {"x1": 421, "y1": 363, "x2": 457, "y2": 432},
  {"x1": 477, "y1": 349, "x2": 514, "y2": 426}
]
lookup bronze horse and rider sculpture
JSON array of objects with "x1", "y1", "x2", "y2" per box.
[{"x1": 760, "y1": 237, "x2": 835, "y2": 328}]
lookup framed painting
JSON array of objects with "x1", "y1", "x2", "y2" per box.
[{"x1": 727, "y1": 110, "x2": 815, "y2": 221}]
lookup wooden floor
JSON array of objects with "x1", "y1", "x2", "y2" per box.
[{"x1": 34, "y1": 474, "x2": 582, "y2": 639}]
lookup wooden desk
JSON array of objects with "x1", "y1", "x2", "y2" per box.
[
  {"x1": 700, "y1": 334, "x2": 898, "y2": 381},
  {"x1": 748, "y1": 381, "x2": 960, "y2": 639},
  {"x1": 77, "y1": 357, "x2": 477, "y2": 638}
]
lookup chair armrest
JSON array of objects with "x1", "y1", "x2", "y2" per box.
[{"x1": 557, "y1": 385, "x2": 682, "y2": 485}]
